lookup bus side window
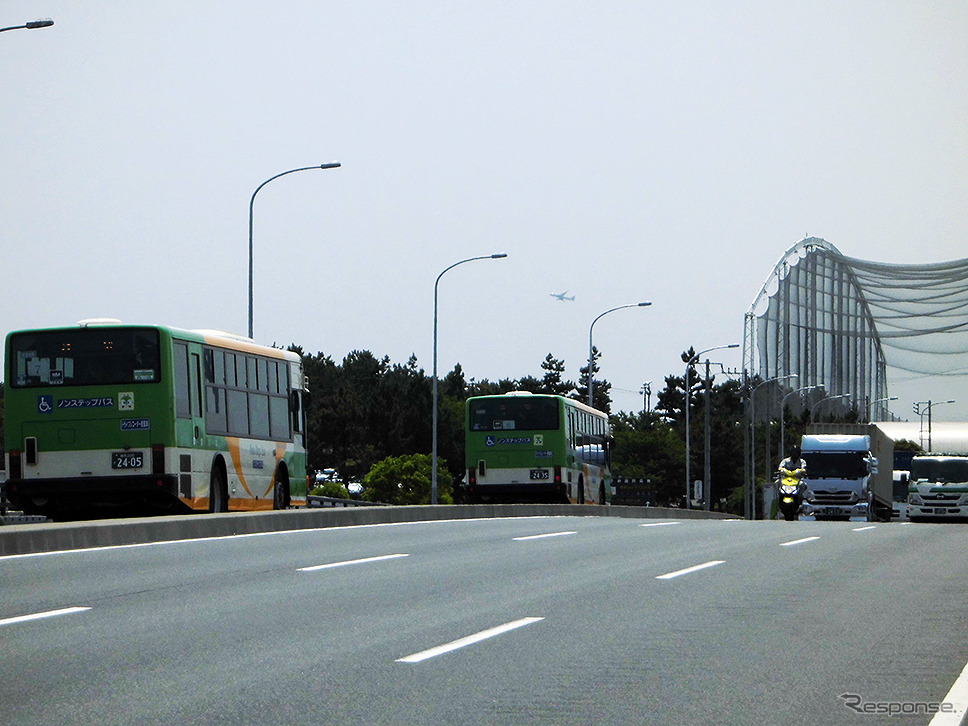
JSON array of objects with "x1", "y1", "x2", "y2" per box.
[
  {"x1": 190, "y1": 352, "x2": 202, "y2": 418},
  {"x1": 203, "y1": 349, "x2": 215, "y2": 383},
  {"x1": 174, "y1": 343, "x2": 191, "y2": 419}
]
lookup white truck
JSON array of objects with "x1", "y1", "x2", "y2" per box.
[
  {"x1": 907, "y1": 455, "x2": 968, "y2": 521},
  {"x1": 799, "y1": 424, "x2": 894, "y2": 521}
]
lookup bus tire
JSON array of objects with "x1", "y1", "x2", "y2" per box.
[
  {"x1": 209, "y1": 462, "x2": 228, "y2": 513},
  {"x1": 273, "y1": 465, "x2": 290, "y2": 510},
  {"x1": 577, "y1": 476, "x2": 584, "y2": 505},
  {"x1": 599, "y1": 483, "x2": 606, "y2": 505}
]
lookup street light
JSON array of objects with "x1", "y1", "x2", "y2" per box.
[
  {"x1": 748, "y1": 374, "x2": 797, "y2": 520},
  {"x1": 684, "y1": 343, "x2": 738, "y2": 509},
  {"x1": 779, "y1": 385, "x2": 821, "y2": 461},
  {"x1": 586, "y1": 303, "x2": 651, "y2": 407},
  {"x1": 810, "y1": 392, "x2": 852, "y2": 420},
  {"x1": 914, "y1": 399, "x2": 956, "y2": 452},
  {"x1": 867, "y1": 396, "x2": 898, "y2": 421},
  {"x1": 248, "y1": 162, "x2": 340, "y2": 338},
  {"x1": 0, "y1": 18, "x2": 53, "y2": 32},
  {"x1": 432, "y1": 253, "x2": 508, "y2": 505}
]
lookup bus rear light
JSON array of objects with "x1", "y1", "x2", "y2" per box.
[
  {"x1": 152, "y1": 445, "x2": 165, "y2": 475},
  {"x1": 554, "y1": 466, "x2": 562, "y2": 484},
  {"x1": 25, "y1": 438, "x2": 38, "y2": 466},
  {"x1": 468, "y1": 468, "x2": 476, "y2": 487}
]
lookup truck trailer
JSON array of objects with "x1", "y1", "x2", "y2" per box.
[{"x1": 800, "y1": 424, "x2": 894, "y2": 521}]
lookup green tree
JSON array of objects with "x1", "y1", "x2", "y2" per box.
[
  {"x1": 362, "y1": 453, "x2": 452, "y2": 505},
  {"x1": 540, "y1": 354, "x2": 573, "y2": 396},
  {"x1": 610, "y1": 410, "x2": 686, "y2": 506},
  {"x1": 651, "y1": 350, "x2": 746, "y2": 512},
  {"x1": 577, "y1": 346, "x2": 612, "y2": 412},
  {"x1": 894, "y1": 438, "x2": 923, "y2": 453}
]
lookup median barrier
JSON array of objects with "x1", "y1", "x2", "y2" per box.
[{"x1": 0, "y1": 504, "x2": 738, "y2": 557}]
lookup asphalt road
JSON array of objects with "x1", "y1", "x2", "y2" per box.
[{"x1": 2, "y1": 516, "x2": 968, "y2": 725}]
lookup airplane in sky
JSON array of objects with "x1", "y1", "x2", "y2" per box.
[{"x1": 549, "y1": 291, "x2": 575, "y2": 301}]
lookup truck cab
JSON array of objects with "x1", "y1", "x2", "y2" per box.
[
  {"x1": 908, "y1": 456, "x2": 968, "y2": 521},
  {"x1": 799, "y1": 434, "x2": 874, "y2": 520}
]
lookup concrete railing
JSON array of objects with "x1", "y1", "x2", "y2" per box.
[{"x1": 0, "y1": 504, "x2": 738, "y2": 557}]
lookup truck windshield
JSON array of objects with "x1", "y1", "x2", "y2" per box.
[
  {"x1": 9, "y1": 328, "x2": 161, "y2": 388},
  {"x1": 468, "y1": 397, "x2": 559, "y2": 432},
  {"x1": 802, "y1": 451, "x2": 869, "y2": 478},
  {"x1": 910, "y1": 458, "x2": 968, "y2": 484}
]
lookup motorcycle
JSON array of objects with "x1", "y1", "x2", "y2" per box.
[{"x1": 776, "y1": 469, "x2": 804, "y2": 521}]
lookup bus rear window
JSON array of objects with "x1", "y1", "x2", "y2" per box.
[
  {"x1": 10, "y1": 328, "x2": 161, "y2": 387},
  {"x1": 469, "y1": 397, "x2": 559, "y2": 432}
]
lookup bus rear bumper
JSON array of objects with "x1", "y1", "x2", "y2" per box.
[
  {"x1": 5, "y1": 475, "x2": 181, "y2": 514},
  {"x1": 465, "y1": 481, "x2": 567, "y2": 504}
]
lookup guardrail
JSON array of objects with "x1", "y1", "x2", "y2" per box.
[
  {"x1": 306, "y1": 495, "x2": 388, "y2": 508},
  {"x1": 0, "y1": 503, "x2": 738, "y2": 557}
]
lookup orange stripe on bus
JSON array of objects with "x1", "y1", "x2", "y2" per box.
[{"x1": 226, "y1": 437, "x2": 255, "y2": 497}]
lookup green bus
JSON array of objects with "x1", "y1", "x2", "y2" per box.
[
  {"x1": 464, "y1": 392, "x2": 613, "y2": 504},
  {"x1": 3, "y1": 320, "x2": 309, "y2": 516}
]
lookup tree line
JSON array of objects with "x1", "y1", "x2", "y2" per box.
[{"x1": 294, "y1": 345, "x2": 757, "y2": 512}]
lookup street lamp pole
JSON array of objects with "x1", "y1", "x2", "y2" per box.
[
  {"x1": 779, "y1": 385, "x2": 821, "y2": 462},
  {"x1": 748, "y1": 374, "x2": 797, "y2": 520},
  {"x1": 684, "y1": 344, "x2": 738, "y2": 509},
  {"x1": 914, "y1": 399, "x2": 955, "y2": 452},
  {"x1": 586, "y1": 303, "x2": 651, "y2": 407},
  {"x1": 867, "y1": 396, "x2": 898, "y2": 422},
  {"x1": 248, "y1": 162, "x2": 340, "y2": 339},
  {"x1": 432, "y1": 253, "x2": 507, "y2": 505},
  {"x1": 0, "y1": 18, "x2": 53, "y2": 32},
  {"x1": 810, "y1": 392, "x2": 852, "y2": 421}
]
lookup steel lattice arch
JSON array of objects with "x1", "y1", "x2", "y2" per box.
[{"x1": 743, "y1": 238, "x2": 968, "y2": 422}]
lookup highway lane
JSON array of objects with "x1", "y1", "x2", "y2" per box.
[{"x1": 2, "y1": 516, "x2": 968, "y2": 725}]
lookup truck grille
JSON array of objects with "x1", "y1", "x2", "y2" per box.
[
  {"x1": 811, "y1": 490, "x2": 854, "y2": 505},
  {"x1": 922, "y1": 493, "x2": 963, "y2": 503}
]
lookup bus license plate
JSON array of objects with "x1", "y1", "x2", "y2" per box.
[
  {"x1": 112, "y1": 452, "x2": 144, "y2": 469},
  {"x1": 530, "y1": 469, "x2": 549, "y2": 480}
]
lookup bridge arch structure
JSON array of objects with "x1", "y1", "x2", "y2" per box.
[{"x1": 744, "y1": 237, "x2": 968, "y2": 422}]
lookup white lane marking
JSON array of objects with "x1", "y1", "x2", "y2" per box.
[
  {"x1": 0, "y1": 516, "x2": 578, "y2": 561},
  {"x1": 655, "y1": 560, "x2": 725, "y2": 580},
  {"x1": 512, "y1": 531, "x2": 577, "y2": 541},
  {"x1": 396, "y1": 617, "x2": 544, "y2": 663},
  {"x1": 780, "y1": 536, "x2": 821, "y2": 547},
  {"x1": 298, "y1": 554, "x2": 409, "y2": 572},
  {"x1": 0, "y1": 606, "x2": 91, "y2": 627},
  {"x1": 852, "y1": 526, "x2": 876, "y2": 532},
  {"x1": 640, "y1": 522, "x2": 681, "y2": 528},
  {"x1": 930, "y1": 653, "x2": 968, "y2": 725}
]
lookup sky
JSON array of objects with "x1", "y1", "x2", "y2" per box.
[{"x1": 2, "y1": 1, "x2": 966, "y2": 421}]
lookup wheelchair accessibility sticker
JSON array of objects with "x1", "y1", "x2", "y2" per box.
[{"x1": 37, "y1": 395, "x2": 54, "y2": 414}]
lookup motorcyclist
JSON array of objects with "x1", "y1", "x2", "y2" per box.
[{"x1": 777, "y1": 446, "x2": 807, "y2": 490}]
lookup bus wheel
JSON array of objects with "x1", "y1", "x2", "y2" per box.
[
  {"x1": 209, "y1": 464, "x2": 228, "y2": 513},
  {"x1": 577, "y1": 477, "x2": 584, "y2": 504},
  {"x1": 598, "y1": 483, "x2": 606, "y2": 505},
  {"x1": 273, "y1": 466, "x2": 290, "y2": 510}
]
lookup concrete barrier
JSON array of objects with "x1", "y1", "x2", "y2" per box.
[{"x1": 0, "y1": 504, "x2": 738, "y2": 557}]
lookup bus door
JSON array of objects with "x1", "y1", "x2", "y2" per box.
[{"x1": 173, "y1": 343, "x2": 205, "y2": 501}]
